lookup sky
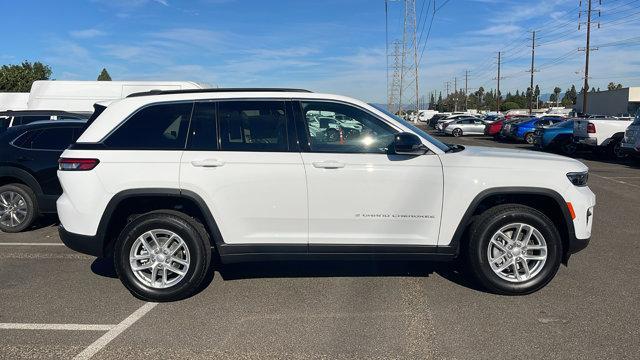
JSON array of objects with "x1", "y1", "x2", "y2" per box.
[{"x1": 1, "y1": 0, "x2": 639, "y2": 103}]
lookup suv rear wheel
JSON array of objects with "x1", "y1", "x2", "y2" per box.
[
  {"x1": 0, "y1": 183, "x2": 38, "y2": 233},
  {"x1": 466, "y1": 204, "x2": 562, "y2": 295},
  {"x1": 114, "y1": 211, "x2": 212, "y2": 302}
]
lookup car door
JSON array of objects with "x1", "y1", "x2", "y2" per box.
[
  {"x1": 179, "y1": 100, "x2": 308, "y2": 245},
  {"x1": 296, "y1": 100, "x2": 443, "y2": 247},
  {"x1": 471, "y1": 119, "x2": 486, "y2": 134}
]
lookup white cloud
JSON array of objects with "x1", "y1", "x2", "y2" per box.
[{"x1": 69, "y1": 29, "x2": 107, "y2": 39}]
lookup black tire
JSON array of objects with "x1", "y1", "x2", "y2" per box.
[
  {"x1": 607, "y1": 138, "x2": 627, "y2": 159},
  {"x1": 466, "y1": 204, "x2": 562, "y2": 295},
  {"x1": 524, "y1": 133, "x2": 535, "y2": 144},
  {"x1": 114, "y1": 211, "x2": 212, "y2": 302},
  {"x1": 452, "y1": 128, "x2": 463, "y2": 137},
  {"x1": 0, "y1": 183, "x2": 38, "y2": 233},
  {"x1": 559, "y1": 139, "x2": 577, "y2": 156}
]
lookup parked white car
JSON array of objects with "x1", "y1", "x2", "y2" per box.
[
  {"x1": 57, "y1": 88, "x2": 595, "y2": 301},
  {"x1": 621, "y1": 110, "x2": 640, "y2": 156},
  {"x1": 573, "y1": 117, "x2": 633, "y2": 158},
  {"x1": 443, "y1": 118, "x2": 487, "y2": 136}
]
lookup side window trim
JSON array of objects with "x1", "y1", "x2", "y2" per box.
[{"x1": 295, "y1": 99, "x2": 400, "y2": 154}]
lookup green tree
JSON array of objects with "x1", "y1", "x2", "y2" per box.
[
  {"x1": 607, "y1": 82, "x2": 623, "y2": 90},
  {"x1": 561, "y1": 85, "x2": 577, "y2": 106},
  {"x1": 428, "y1": 92, "x2": 436, "y2": 110},
  {"x1": 0, "y1": 61, "x2": 52, "y2": 92},
  {"x1": 500, "y1": 101, "x2": 520, "y2": 111},
  {"x1": 97, "y1": 68, "x2": 112, "y2": 81},
  {"x1": 551, "y1": 86, "x2": 562, "y2": 106}
]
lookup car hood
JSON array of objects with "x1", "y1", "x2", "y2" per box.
[{"x1": 441, "y1": 145, "x2": 588, "y2": 172}]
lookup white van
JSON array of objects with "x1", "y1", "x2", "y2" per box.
[
  {"x1": 27, "y1": 81, "x2": 211, "y2": 114},
  {"x1": 0, "y1": 92, "x2": 29, "y2": 111}
]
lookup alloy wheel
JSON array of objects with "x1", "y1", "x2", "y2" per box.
[
  {"x1": 0, "y1": 191, "x2": 29, "y2": 228},
  {"x1": 129, "y1": 229, "x2": 191, "y2": 289},
  {"x1": 487, "y1": 223, "x2": 548, "y2": 283}
]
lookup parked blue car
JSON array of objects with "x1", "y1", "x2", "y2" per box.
[
  {"x1": 509, "y1": 116, "x2": 565, "y2": 144},
  {"x1": 533, "y1": 119, "x2": 579, "y2": 155}
]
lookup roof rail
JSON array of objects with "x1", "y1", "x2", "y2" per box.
[{"x1": 126, "y1": 88, "x2": 313, "y2": 98}]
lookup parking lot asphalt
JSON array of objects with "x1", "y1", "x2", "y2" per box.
[{"x1": 1, "y1": 133, "x2": 639, "y2": 359}]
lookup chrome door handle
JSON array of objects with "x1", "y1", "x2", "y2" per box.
[
  {"x1": 191, "y1": 159, "x2": 225, "y2": 167},
  {"x1": 312, "y1": 161, "x2": 345, "y2": 169}
]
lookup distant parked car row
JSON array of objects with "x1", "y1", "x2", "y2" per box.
[{"x1": 426, "y1": 109, "x2": 640, "y2": 160}]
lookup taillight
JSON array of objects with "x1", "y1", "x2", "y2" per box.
[
  {"x1": 58, "y1": 158, "x2": 100, "y2": 171},
  {"x1": 587, "y1": 122, "x2": 596, "y2": 133}
]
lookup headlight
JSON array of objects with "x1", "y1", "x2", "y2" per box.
[{"x1": 567, "y1": 171, "x2": 588, "y2": 187}]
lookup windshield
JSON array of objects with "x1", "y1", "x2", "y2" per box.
[{"x1": 369, "y1": 104, "x2": 450, "y2": 152}]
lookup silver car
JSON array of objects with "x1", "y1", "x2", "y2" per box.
[
  {"x1": 621, "y1": 109, "x2": 640, "y2": 156},
  {"x1": 444, "y1": 118, "x2": 487, "y2": 137}
]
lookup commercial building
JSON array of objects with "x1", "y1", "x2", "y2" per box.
[{"x1": 575, "y1": 87, "x2": 640, "y2": 116}]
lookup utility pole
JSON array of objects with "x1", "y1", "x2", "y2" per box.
[
  {"x1": 579, "y1": 0, "x2": 599, "y2": 115},
  {"x1": 464, "y1": 70, "x2": 469, "y2": 111},
  {"x1": 495, "y1": 51, "x2": 502, "y2": 112},
  {"x1": 445, "y1": 81, "x2": 451, "y2": 112},
  {"x1": 528, "y1": 30, "x2": 536, "y2": 115},
  {"x1": 454, "y1": 77, "x2": 458, "y2": 112}
]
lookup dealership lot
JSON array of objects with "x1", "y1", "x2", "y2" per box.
[{"x1": 1, "y1": 134, "x2": 639, "y2": 359}]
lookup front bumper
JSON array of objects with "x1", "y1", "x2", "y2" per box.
[
  {"x1": 59, "y1": 225, "x2": 104, "y2": 257},
  {"x1": 620, "y1": 142, "x2": 639, "y2": 155}
]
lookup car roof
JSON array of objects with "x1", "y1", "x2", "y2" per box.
[{"x1": 126, "y1": 88, "x2": 312, "y2": 98}]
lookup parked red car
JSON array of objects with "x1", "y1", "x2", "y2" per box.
[{"x1": 485, "y1": 119, "x2": 504, "y2": 136}]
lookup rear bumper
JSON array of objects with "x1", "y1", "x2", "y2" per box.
[
  {"x1": 59, "y1": 225, "x2": 104, "y2": 257},
  {"x1": 574, "y1": 136, "x2": 597, "y2": 146}
]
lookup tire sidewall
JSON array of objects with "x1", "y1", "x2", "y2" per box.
[
  {"x1": 453, "y1": 128, "x2": 462, "y2": 137},
  {"x1": 470, "y1": 209, "x2": 562, "y2": 294},
  {"x1": 525, "y1": 133, "x2": 534, "y2": 144},
  {"x1": 114, "y1": 213, "x2": 209, "y2": 301},
  {"x1": 0, "y1": 184, "x2": 37, "y2": 233}
]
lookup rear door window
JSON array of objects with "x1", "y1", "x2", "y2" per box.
[
  {"x1": 105, "y1": 102, "x2": 193, "y2": 150},
  {"x1": 218, "y1": 100, "x2": 288, "y2": 152}
]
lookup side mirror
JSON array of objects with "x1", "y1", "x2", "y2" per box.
[{"x1": 393, "y1": 132, "x2": 428, "y2": 155}]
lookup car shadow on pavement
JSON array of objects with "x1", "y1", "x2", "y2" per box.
[
  {"x1": 217, "y1": 260, "x2": 488, "y2": 293},
  {"x1": 90, "y1": 257, "x2": 489, "y2": 297}
]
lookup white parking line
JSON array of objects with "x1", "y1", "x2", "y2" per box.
[
  {"x1": 0, "y1": 323, "x2": 114, "y2": 331},
  {"x1": 73, "y1": 302, "x2": 158, "y2": 360},
  {"x1": 0, "y1": 243, "x2": 64, "y2": 246},
  {"x1": 591, "y1": 173, "x2": 640, "y2": 189}
]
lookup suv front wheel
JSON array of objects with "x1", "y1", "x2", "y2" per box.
[
  {"x1": 114, "y1": 211, "x2": 212, "y2": 302},
  {"x1": 466, "y1": 204, "x2": 562, "y2": 295}
]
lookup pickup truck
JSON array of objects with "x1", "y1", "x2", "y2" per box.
[{"x1": 573, "y1": 118, "x2": 633, "y2": 158}]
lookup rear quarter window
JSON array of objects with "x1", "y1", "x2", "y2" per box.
[{"x1": 104, "y1": 102, "x2": 193, "y2": 150}]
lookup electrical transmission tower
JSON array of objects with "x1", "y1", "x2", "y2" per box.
[
  {"x1": 388, "y1": 40, "x2": 403, "y2": 114},
  {"x1": 399, "y1": 0, "x2": 420, "y2": 119}
]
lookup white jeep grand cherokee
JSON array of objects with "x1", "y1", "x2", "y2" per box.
[{"x1": 57, "y1": 89, "x2": 595, "y2": 301}]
